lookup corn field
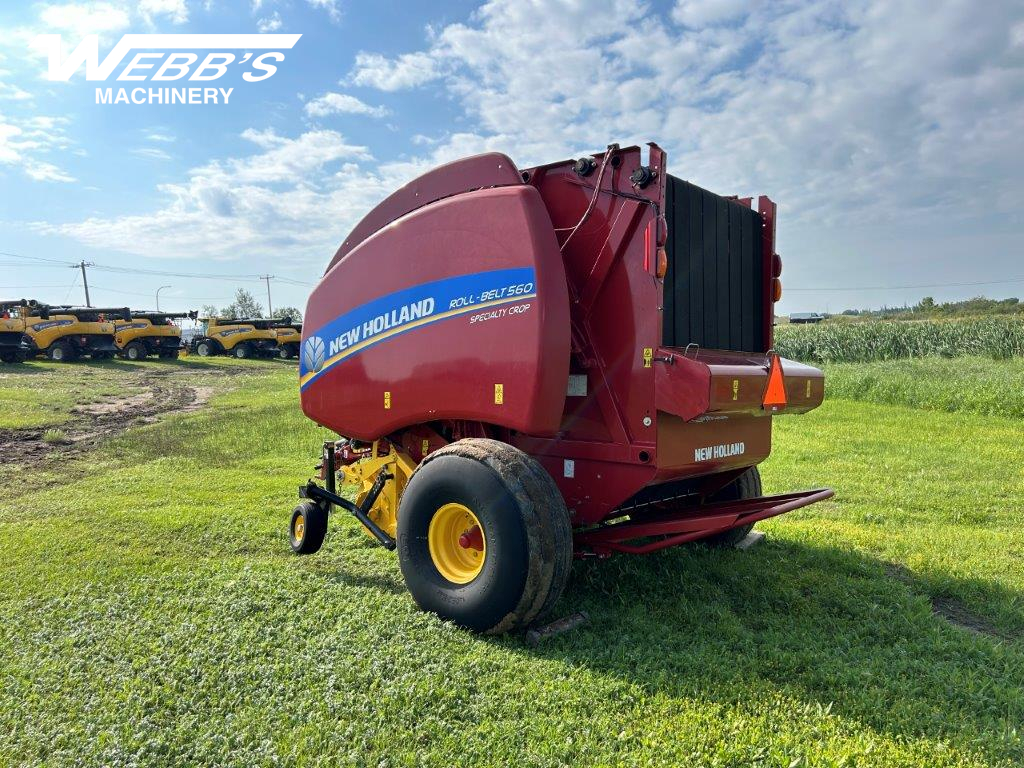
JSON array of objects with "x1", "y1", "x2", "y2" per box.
[{"x1": 774, "y1": 317, "x2": 1024, "y2": 363}]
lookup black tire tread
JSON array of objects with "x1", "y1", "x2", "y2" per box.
[
  {"x1": 410, "y1": 438, "x2": 571, "y2": 634},
  {"x1": 291, "y1": 501, "x2": 327, "y2": 555},
  {"x1": 703, "y1": 467, "x2": 762, "y2": 548}
]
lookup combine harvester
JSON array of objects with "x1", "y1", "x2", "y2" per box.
[
  {"x1": 115, "y1": 310, "x2": 197, "y2": 360},
  {"x1": 23, "y1": 304, "x2": 129, "y2": 361},
  {"x1": 0, "y1": 299, "x2": 36, "y2": 363},
  {"x1": 191, "y1": 317, "x2": 281, "y2": 359},
  {"x1": 273, "y1": 319, "x2": 302, "y2": 359},
  {"x1": 289, "y1": 143, "x2": 832, "y2": 634}
]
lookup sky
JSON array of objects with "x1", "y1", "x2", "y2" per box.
[{"x1": 0, "y1": 0, "x2": 1022, "y2": 316}]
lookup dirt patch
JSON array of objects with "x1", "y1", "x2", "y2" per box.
[
  {"x1": 74, "y1": 392, "x2": 155, "y2": 416},
  {"x1": 886, "y1": 563, "x2": 1015, "y2": 640},
  {"x1": 0, "y1": 372, "x2": 224, "y2": 462},
  {"x1": 185, "y1": 386, "x2": 216, "y2": 412}
]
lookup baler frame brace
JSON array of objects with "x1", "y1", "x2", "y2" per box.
[
  {"x1": 575, "y1": 487, "x2": 834, "y2": 556},
  {"x1": 298, "y1": 441, "x2": 397, "y2": 551}
]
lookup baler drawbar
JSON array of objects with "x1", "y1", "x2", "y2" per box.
[{"x1": 289, "y1": 142, "x2": 833, "y2": 634}]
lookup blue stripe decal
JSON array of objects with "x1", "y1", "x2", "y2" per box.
[{"x1": 300, "y1": 267, "x2": 537, "y2": 390}]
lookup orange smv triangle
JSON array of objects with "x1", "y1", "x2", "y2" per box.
[{"x1": 762, "y1": 354, "x2": 787, "y2": 410}]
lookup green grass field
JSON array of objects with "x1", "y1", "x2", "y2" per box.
[{"x1": 0, "y1": 358, "x2": 1021, "y2": 767}]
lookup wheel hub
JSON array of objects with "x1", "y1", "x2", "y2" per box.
[{"x1": 428, "y1": 503, "x2": 486, "y2": 584}]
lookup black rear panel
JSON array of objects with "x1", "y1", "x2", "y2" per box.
[{"x1": 662, "y1": 176, "x2": 766, "y2": 352}]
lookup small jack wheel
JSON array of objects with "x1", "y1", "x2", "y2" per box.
[{"x1": 290, "y1": 500, "x2": 327, "y2": 554}]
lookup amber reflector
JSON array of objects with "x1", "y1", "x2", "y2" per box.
[
  {"x1": 771, "y1": 277, "x2": 783, "y2": 302},
  {"x1": 656, "y1": 247, "x2": 668, "y2": 279},
  {"x1": 773, "y1": 253, "x2": 783, "y2": 278}
]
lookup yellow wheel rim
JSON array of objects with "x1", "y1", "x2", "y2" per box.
[
  {"x1": 427, "y1": 503, "x2": 486, "y2": 584},
  {"x1": 294, "y1": 513, "x2": 305, "y2": 541}
]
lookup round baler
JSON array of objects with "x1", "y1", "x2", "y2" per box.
[{"x1": 290, "y1": 143, "x2": 832, "y2": 634}]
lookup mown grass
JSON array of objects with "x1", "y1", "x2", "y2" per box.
[
  {"x1": 0, "y1": 359, "x2": 1021, "y2": 766},
  {"x1": 822, "y1": 357, "x2": 1024, "y2": 419}
]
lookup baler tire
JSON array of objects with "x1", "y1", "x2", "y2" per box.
[
  {"x1": 522, "y1": 455, "x2": 573, "y2": 623},
  {"x1": 196, "y1": 340, "x2": 216, "y2": 357},
  {"x1": 290, "y1": 501, "x2": 327, "y2": 555},
  {"x1": 702, "y1": 467, "x2": 762, "y2": 548},
  {"x1": 279, "y1": 346, "x2": 293, "y2": 360},
  {"x1": 397, "y1": 438, "x2": 572, "y2": 635},
  {"x1": 234, "y1": 343, "x2": 252, "y2": 360}
]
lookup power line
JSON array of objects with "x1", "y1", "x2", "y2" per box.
[
  {"x1": 89, "y1": 284, "x2": 235, "y2": 301},
  {"x1": 1, "y1": 249, "x2": 315, "y2": 286},
  {"x1": 0, "y1": 251, "x2": 75, "y2": 266}
]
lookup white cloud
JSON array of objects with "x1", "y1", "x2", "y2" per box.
[
  {"x1": 24, "y1": 160, "x2": 76, "y2": 182},
  {"x1": 0, "y1": 80, "x2": 32, "y2": 101},
  {"x1": 145, "y1": 131, "x2": 175, "y2": 142},
  {"x1": 257, "y1": 12, "x2": 282, "y2": 32},
  {"x1": 38, "y1": 2, "x2": 131, "y2": 35},
  {"x1": 37, "y1": 128, "x2": 376, "y2": 257},
  {"x1": 349, "y1": 51, "x2": 439, "y2": 91},
  {"x1": 0, "y1": 112, "x2": 75, "y2": 183},
  {"x1": 137, "y1": 0, "x2": 189, "y2": 24},
  {"x1": 131, "y1": 146, "x2": 171, "y2": 160},
  {"x1": 304, "y1": 92, "x2": 388, "y2": 118},
  {"x1": 342, "y1": 0, "x2": 1024, "y2": 228},
  {"x1": 306, "y1": 0, "x2": 341, "y2": 24},
  {"x1": 672, "y1": 0, "x2": 749, "y2": 27}
]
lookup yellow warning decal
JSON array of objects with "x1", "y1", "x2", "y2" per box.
[
  {"x1": 642, "y1": 348, "x2": 653, "y2": 368},
  {"x1": 494, "y1": 384, "x2": 504, "y2": 405},
  {"x1": 806, "y1": 380, "x2": 812, "y2": 398},
  {"x1": 384, "y1": 391, "x2": 392, "y2": 409},
  {"x1": 732, "y1": 379, "x2": 739, "y2": 400},
  {"x1": 421, "y1": 438, "x2": 429, "y2": 455}
]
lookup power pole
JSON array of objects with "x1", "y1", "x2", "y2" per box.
[
  {"x1": 70, "y1": 261, "x2": 95, "y2": 306},
  {"x1": 260, "y1": 274, "x2": 274, "y2": 317}
]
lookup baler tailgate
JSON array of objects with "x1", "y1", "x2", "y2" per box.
[
  {"x1": 656, "y1": 348, "x2": 825, "y2": 420},
  {"x1": 575, "y1": 487, "x2": 834, "y2": 555}
]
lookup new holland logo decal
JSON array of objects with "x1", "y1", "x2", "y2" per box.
[
  {"x1": 304, "y1": 336, "x2": 325, "y2": 373},
  {"x1": 300, "y1": 267, "x2": 537, "y2": 390}
]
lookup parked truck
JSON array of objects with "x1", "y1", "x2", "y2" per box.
[
  {"x1": 191, "y1": 317, "x2": 281, "y2": 359},
  {"x1": 287, "y1": 143, "x2": 831, "y2": 634},
  {"x1": 115, "y1": 310, "x2": 197, "y2": 360},
  {"x1": 23, "y1": 305, "x2": 129, "y2": 361}
]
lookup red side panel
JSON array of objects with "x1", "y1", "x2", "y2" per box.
[
  {"x1": 300, "y1": 185, "x2": 570, "y2": 441},
  {"x1": 325, "y1": 153, "x2": 524, "y2": 274}
]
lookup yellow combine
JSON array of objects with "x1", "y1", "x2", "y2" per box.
[
  {"x1": 0, "y1": 300, "x2": 35, "y2": 364},
  {"x1": 115, "y1": 311, "x2": 197, "y2": 360},
  {"x1": 190, "y1": 317, "x2": 281, "y2": 358},
  {"x1": 23, "y1": 305, "x2": 130, "y2": 362},
  {"x1": 272, "y1": 320, "x2": 301, "y2": 359}
]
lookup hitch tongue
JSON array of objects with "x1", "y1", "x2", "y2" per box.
[{"x1": 299, "y1": 464, "x2": 397, "y2": 551}]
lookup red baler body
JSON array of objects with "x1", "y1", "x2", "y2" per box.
[{"x1": 301, "y1": 144, "x2": 829, "y2": 554}]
